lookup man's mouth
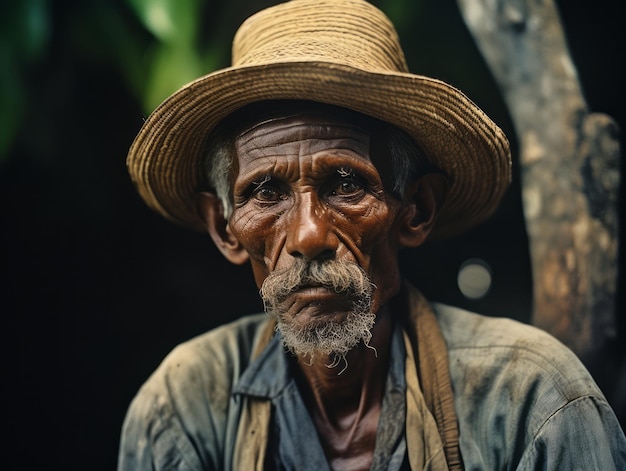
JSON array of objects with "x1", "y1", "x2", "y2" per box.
[
  {"x1": 282, "y1": 285, "x2": 354, "y2": 317},
  {"x1": 290, "y1": 285, "x2": 334, "y2": 301}
]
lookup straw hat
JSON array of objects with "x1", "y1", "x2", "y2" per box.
[{"x1": 127, "y1": 0, "x2": 511, "y2": 240}]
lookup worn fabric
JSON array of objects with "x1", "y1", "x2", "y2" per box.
[
  {"x1": 437, "y1": 303, "x2": 626, "y2": 469},
  {"x1": 400, "y1": 284, "x2": 462, "y2": 469},
  {"x1": 231, "y1": 318, "x2": 411, "y2": 470},
  {"x1": 118, "y1": 284, "x2": 626, "y2": 470},
  {"x1": 403, "y1": 330, "x2": 449, "y2": 470},
  {"x1": 232, "y1": 284, "x2": 460, "y2": 471},
  {"x1": 234, "y1": 321, "x2": 410, "y2": 471}
]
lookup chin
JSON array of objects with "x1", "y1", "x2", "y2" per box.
[{"x1": 273, "y1": 304, "x2": 376, "y2": 359}]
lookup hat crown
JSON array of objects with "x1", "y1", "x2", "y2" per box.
[{"x1": 232, "y1": 0, "x2": 409, "y2": 73}]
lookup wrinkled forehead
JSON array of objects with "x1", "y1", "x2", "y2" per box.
[
  {"x1": 210, "y1": 100, "x2": 397, "y2": 186},
  {"x1": 235, "y1": 113, "x2": 371, "y2": 158}
]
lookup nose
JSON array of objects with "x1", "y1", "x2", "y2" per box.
[{"x1": 285, "y1": 193, "x2": 339, "y2": 260}]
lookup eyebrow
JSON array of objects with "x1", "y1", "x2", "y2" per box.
[
  {"x1": 251, "y1": 174, "x2": 271, "y2": 188},
  {"x1": 337, "y1": 167, "x2": 355, "y2": 178}
]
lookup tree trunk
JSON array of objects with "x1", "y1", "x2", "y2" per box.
[{"x1": 455, "y1": 0, "x2": 620, "y2": 360}]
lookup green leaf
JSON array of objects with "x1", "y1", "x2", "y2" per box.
[
  {"x1": 143, "y1": 42, "x2": 205, "y2": 113},
  {"x1": 127, "y1": 0, "x2": 203, "y2": 44}
]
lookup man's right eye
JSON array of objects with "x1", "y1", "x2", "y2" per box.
[{"x1": 245, "y1": 175, "x2": 285, "y2": 203}]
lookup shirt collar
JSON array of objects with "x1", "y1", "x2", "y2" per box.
[
  {"x1": 233, "y1": 332, "x2": 292, "y2": 399},
  {"x1": 233, "y1": 321, "x2": 406, "y2": 400}
]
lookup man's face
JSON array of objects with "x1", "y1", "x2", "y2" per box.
[{"x1": 227, "y1": 112, "x2": 405, "y2": 356}]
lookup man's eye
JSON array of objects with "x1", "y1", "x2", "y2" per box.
[
  {"x1": 333, "y1": 179, "x2": 363, "y2": 196},
  {"x1": 254, "y1": 185, "x2": 282, "y2": 202}
]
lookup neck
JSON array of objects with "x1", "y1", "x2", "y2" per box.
[
  {"x1": 293, "y1": 307, "x2": 394, "y2": 470},
  {"x1": 299, "y1": 309, "x2": 391, "y2": 391}
]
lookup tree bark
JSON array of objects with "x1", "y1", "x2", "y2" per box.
[{"x1": 455, "y1": 0, "x2": 620, "y2": 360}]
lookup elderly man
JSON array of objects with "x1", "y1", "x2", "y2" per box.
[{"x1": 118, "y1": 0, "x2": 626, "y2": 469}]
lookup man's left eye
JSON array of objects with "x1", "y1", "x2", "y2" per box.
[
  {"x1": 255, "y1": 186, "x2": 283, "y2": 201},
  {"x1": 333, "y1": 179, "x2": 363, "y2": 196}
]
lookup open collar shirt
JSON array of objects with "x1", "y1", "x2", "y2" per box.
[
  {"x1": 118, "y1": 297, "x2": 626, "y2": 470},
  {"x1": 237, "y1": 321, "x2": 409, "y2": 471}
]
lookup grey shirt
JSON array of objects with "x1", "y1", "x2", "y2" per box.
[{"x1": 118, "y1": 302, "x2": 626, "y2": 470}]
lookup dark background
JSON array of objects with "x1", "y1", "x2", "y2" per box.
[{"x1": 2, "y1": 0, "x2": 624, "y2": 469}]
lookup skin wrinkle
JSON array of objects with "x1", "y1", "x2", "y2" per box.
[
  {"x1": 236, "y1": 120, "x2": 370, "y2": 150},
  {"x1": 227, "y1": 206, "x2": 261, "y2": 254}
]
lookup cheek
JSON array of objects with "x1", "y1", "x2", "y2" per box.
[
  {"x1": 368, "y1": 244, "x2": 402, "y2": 311},
  {"x1": 229, "y1": 207, "x2": 277, "y2": 261},
  {"x1": 230, "y1": 207, "x2": 286, "y2": 289},
  {"x1": 250, "y1": 261, "x2": 270, "y2": 289},
  {"x1": 353, "y1": 201, "x2": 403, "y2": 300},
  {"x1": 352, "y1": 200, "x2": 398, "y2": 249}
]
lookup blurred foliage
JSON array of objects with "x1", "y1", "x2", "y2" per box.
[
  {"x1": 0, "y1": 0, "x2": 224, "y2": 163},
  {"x1": 1, "y1": 0, "x2": 621, "y2": 167},
  {"x1": 124, "y1": 0, "x2": 416, "y2": 114},
  {"x1": 0, "y1": 0, "x2": 414, "y2": 164},
  {"x1": 378, "y1": 0, "x2": 423, "y2": 32},
  {"x1": 125, "y1": 0, "x2": 222, "y2": 113}
]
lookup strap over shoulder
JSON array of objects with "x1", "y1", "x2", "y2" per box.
[
  {"x1": 232, "y1": 318, "x2": 276, "y2": 471},
  {"x1": 401, "y1": 282, "x2": 464, "y2": 470}
]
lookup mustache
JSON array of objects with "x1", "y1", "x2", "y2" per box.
[{"x1": 260, "y1": 259, "x2": 372, "y2": 307}]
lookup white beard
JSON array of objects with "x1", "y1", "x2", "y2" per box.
[{"x1": 260, "y1": 259, "x2": 375, "y2": 362}]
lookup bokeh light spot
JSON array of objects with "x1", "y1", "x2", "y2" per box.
[{"x1": 457, "y1": 258, "x2": 492, "y2": 300}]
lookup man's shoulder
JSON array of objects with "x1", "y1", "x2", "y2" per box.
[
  {"x1": 431, "y1": 302, "x2": 605, "y2": 409},
  {"x1": 158, "y1": 313, "x2": 269, "y2": 381},
  {"x1": 432, "y1": 302, "x2": 559, "y2": 350},
  {"x1": 135, "y1": 313, "x2": 270, "y2": 402},
  {"x1": 179, "y1": 313, "x2": 269, "y2": 358},
  {"x1": 119, "y1": 314, "x2": 271, "y2": 469},
  {"x1": 428, "y1": 305, "x2": 625, "y2": 468}
]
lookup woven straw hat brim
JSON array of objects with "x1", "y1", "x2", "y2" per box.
[{"x1": 128, "y1": 59, "x2": 511, "y2": 240}]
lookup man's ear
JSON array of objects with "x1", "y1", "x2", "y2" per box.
[
  {"x1": 397, "y1": 173, "x2": 449, "y2": 248},
  {"x1": 195, "y1": 192, "x2": 249, "y2": 265}
]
